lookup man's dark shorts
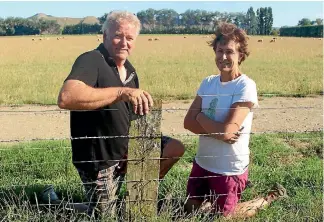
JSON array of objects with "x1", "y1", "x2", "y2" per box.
[
  {"x1": 76, "y1": 135, "x2": 173, "y2": 216},
  {"x1": 161, "y1": 135, "x2": 172, "y2": 155},
  {"x1": 76, "y1": 137, "x2": 173, "y2": 194},
  {"x1": 115, "y1": 135, "x2": 172, "y2": 173}
]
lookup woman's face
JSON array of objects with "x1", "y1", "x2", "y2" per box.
[{"x1": 215, "y1": 40, "x2": 241, "y2": 74}]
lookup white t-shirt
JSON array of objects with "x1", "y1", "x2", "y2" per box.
[{"x1": 195, "y1": 74, "x2": 258, "y2": 175}]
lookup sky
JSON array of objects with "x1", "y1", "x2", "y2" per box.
[{"x1": 0, "y1": 1, "x2": 323, "y2": 27}]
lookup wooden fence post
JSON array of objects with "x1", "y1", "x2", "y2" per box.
[{"x1": 126, "y1": 99, "x2": 162, "y2": 220}]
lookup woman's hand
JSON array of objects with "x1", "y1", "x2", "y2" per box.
[{"x1": 223, "y1": 126, "x2": 244, "y2": 144}]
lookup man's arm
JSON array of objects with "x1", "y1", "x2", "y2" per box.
[
  {"x1": 58, "y1": 80, "x2": 122, "y2": 110},
  {"x1": 196, "y1": 102, "x2": 253, "y2": 142},
  {"x1": 58, "y1": 80, "x2": 153, "y2": 114}
]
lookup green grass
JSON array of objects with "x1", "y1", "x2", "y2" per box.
[{"x1": 0, "y1": 131, "x2": 322, "y2": 221}]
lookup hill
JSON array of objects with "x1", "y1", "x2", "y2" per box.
[{"x1": 28, "y1": 13, "x2": 100, "y2": 27}]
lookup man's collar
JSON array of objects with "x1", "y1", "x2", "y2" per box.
[{"x1": 96, "y1": 43, "x2": 136, "y2": 73}]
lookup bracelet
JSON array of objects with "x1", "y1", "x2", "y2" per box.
[{"x1": 228, "y1": 122, "x2": 240, "y2": 128}]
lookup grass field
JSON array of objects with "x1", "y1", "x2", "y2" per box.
[
  {"x1": 0, "y1": 132, "x2": 322, "y2": 221},
  {"x1": 0, "y1": 34, "x2": 322, "y2": 221},
  {"x1": 0, "y1": 35, "x2": 323, "y2": 105}
]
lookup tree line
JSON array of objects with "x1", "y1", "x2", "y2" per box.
[
  {"x1": 0, "y1": 7, "x2": 322, "y2": 37},
  {"x1": 98, "y1": 7, "x2": 273, "y2": 35},
  {"x1": 0, "y1": 17, "x2": 61, "y2": 35}
]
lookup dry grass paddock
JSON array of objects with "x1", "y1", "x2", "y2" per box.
[{"x1": 0, "y1": 35, "x2": 322, "y2": 104}]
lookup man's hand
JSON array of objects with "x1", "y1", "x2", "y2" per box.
[{"x1": 120, "y1": 88, "x2": 154, "y2": 115}]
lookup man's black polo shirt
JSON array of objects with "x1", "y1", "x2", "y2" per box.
[{"x1": 65, "y1": 43, "x2": 139, "y2": 171}]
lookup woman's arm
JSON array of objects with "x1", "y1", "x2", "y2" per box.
[
  {"x1": 196, "y1": 102, "x2": 253, "y2": 142},
  {"x1": 184, "y1": 96, "x2": 208, "y2": 134}
]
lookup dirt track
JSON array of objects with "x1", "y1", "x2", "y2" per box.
[{"x1": 0, "y1": 96, "x2": 322, "y2": 143}]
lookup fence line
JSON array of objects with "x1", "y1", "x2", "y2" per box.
[
  {"x1": 32, "y1": 184, "x2": 323, "y2": 206},
  {"x1": 0, "y1": 133, "x2": 320, "y2": 151},
  {"x1": 0, "y1": 106, "x2": 322, "y2": 113},
  {"x1": 0, "y1": 129, "x2": 322, "y2": 144},
  {"x1": 1, "y1": 171, "x2": 321, "y2": 188},
  {"x1": 0, "y1": 102, "x2": 322, "y2": 219},
  {"x1": 30, "y1": 185, "x2": 323, "y2": 208},
  {"x1": 0, "y1": 146, "x2": 71, "y2": 151},
  {"x1": 0, "y1": 148, "x2": 321, "y2": 166}
]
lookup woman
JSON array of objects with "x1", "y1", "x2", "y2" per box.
[{"x1": 183, "y1": 22, "x2": 286, "y2": 218}]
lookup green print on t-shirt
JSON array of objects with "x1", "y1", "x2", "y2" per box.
[{"x1": 206, "y1": 97, "x2": 218, "y2": 119}]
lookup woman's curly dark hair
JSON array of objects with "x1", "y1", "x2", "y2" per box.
[{"x1": 209, "y1": 22, "x2": 250, "y2": 65}]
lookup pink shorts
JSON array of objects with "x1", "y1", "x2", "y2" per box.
[{"x1": 186, "y1": 160, "x2": 249, "y2": 216}]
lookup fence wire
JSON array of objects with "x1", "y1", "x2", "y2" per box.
[
  {"x1": 0, "y1": 106, "x2": 322, "y2": 113},
  {"x1": 0, "y1": 129, "x2": 322, "y2": 144},
  {"x1": 0, "y1": 148, "x2": 321, "y2": 166},
  {"x1": 0, "y1": 101, "x2": 322, "y2": 219}
]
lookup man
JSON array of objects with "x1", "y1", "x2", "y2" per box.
[{"x1": 57, "y1": 11, "x2": 184, "y2": 218}]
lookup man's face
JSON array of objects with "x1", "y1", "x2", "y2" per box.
[{"x1": 104, "y1": 21, "x2": 138, "y2": 62}]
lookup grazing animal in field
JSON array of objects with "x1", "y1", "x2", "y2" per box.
[
  {"x1": 32, "y1": 38, "x2": 35, "y2": 41},
  {"x1": 154, "y1": 37, "x2": 160, "y2": 41},
  {"x1": 148, "y1": 38, "x2": 153, "y2": 41},
  {"x1": 57, "y1": 37, "x2": 60, "y2": 40},
  {"x1": 258, "y1": 39, "x2": 263, "y2": 42},
  {"x1": 184, "y1": 36, "x2": 187, "y2": 38},
  {"x1": 270, "y1": 39, "x2": 276, "y2": 43}
]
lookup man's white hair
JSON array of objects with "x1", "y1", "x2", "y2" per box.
[{"x1": 102, "y1": 10, "x2": 141, "y2": 36}]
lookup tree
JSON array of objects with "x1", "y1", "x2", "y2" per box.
[
  {"x1": 0, "y1": 18, "x2": 6, "y2": 36},
  {"x1": 137, "y1": 8, "x2": 157, "y2": 31},
  {"x1": 200, "y1": 10, "x2": 214, "y2": 32},
  {"x1": 181, "y1": 9, "x2": 199, "y2": 26},
  {"x1": 264, "y1": 7, "x2": 273, "y2": 35},
  {"x1": 0, "y1": 7, "x2": 277, "y2": 35},
  {"x1": 315, "y1": 18, "x2": 323, "y2": 25},
  {"x1": 38, "y1": 19, "x2": 60, "y2": 34},
  {"x1": 270, "y1": 28, "x2": 279, "y2": 36},
  {"x1": 234, "y1": 12, "x2": 247, "y2": 30},
  {"x1": 245, "y1": 7, "x2": 257, "y2": 35},
  {"x1": 298, "y1": 18, "x2": 312, "y2": 26},
  {"x1": 14, "y1": 19, "x2": 39, "y2": 35},
  {"x1": 257, "y1": 8, "x2": 265, "y2": 35},
  {"x1": 98, "y1": 13, "x2": 108, "y2": 25},
  {"x1": 155, "y1": 9, "x2": 178, "y2": 30},
  {"x1": 256, "y1": 7, "x2": 272, "y2": 35}
]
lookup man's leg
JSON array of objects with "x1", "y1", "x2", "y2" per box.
[
  {"x1": 77, "y1": 164, "x2": 123, "y2": 219},
  {"x1": 96, "y1": 165, "x2": 124, "y2": 218},
  {"x1": 159, "y1": 136, "x2": 185, "y2": 179},
  {"x1": 76, "y1": 168, "x2": 100, "y2": 218}
]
